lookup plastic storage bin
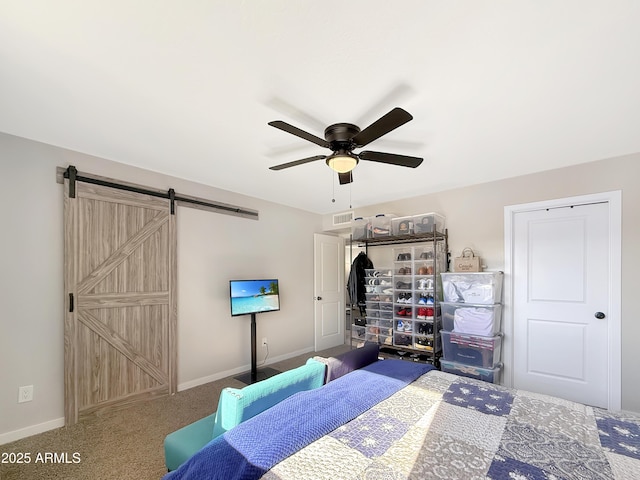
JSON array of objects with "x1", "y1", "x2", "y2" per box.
[
  {"x1": 440, "y1": 360, "x2": 502, "y2": 384},
  {"x1": 441, "y1": 331, "x2": 502, "y2": 368},
  {"x1": 391, "y1": 216, "x2": 414, "y2": 235},
  {"x1": 441, "y1": 272, "x2": 504, "y2": 304},
  {"x1": 412, "y1": 212, "x2": 445, "y2": 234},
  {"x1": 371, "y1": 214, "x2": 396, "y2": 237},
  {"x1": 351, "y1": 325, "x2": 366, "y2": 340},
  {"x1": 393, "y1": 332, "x2": 413, "y2": 347},
  {"x1": 365, "y1": 333, "x2": 379, "y2": 343},
  {"x1": 351, "y1": 217, "x2": 371, "y2": 240},
  {"x1": 441, "y1": 302, "x2": 502, "y2": 336},
  {"x1": 379, "y1": 319, "x2": 394, "y2": 329}
]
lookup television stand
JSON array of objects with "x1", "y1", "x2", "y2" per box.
[{"x1": 234, "y1": 313, "x2": 280, "y2": 384}]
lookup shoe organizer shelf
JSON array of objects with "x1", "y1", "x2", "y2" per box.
[
  {"x1": 353, "y1": 229, "x2": 448, "y2": 366},
  {"x1": 362, "y1": 268, "x2": 394, "y2": 347}
]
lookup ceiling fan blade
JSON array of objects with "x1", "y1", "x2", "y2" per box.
[
  {"x1": 352, "y1": 108, "x2": 413, "y2": 148},
  {"x1": 354, "y1": 83, "x2": 415, "y2": 126},
  {"x1": 269, "y1": 155, "x2": 327, "y2": 171},
  {"x1": 338, "y1": 172, "x2": 353, "y2": 185},
  {"x1": 358, "y1": 150, "x2": 423, "y2": 168},
  {"x1": 265, "y1": 96, "x2": 327, "y2": 132},
  {"x1": 268, "y1": 120, "x2": 330, "y2": 148}
]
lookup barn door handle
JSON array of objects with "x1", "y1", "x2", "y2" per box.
[{"x1": 594, "y1": 311, "x2": 606, "y2": 319}]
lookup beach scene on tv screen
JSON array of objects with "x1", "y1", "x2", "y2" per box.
[{"x1": 231, "y1": 280, "x2": 279, "y2": 315}]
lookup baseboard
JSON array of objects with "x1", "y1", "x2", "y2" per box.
[
  {"x1": 1, "y1": 346, "x2": 316, "y2": 444},
  {"x1": 0, "y1": 417, "x2": 65, "y2": 446},
  {"x1": 177, "y1": 345, "x2": 315, "y2": 392}
]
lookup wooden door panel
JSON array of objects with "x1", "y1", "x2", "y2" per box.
[
  {"x1": 77, "y1": 213, "x2": 168, "y2": 295},
  {"x1": 65, "y1": 180, "x2": 176, "y2": 424}
]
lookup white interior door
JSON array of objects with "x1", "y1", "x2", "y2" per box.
[
  {"x1": 512, "y1": 201, "x2": 612, "y2": 408},
  {"x1": 314, "y1": 233, "x2": 345, "y2": 351}
]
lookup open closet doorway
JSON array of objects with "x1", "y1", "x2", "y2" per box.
[{"x1": 345, "y1": 243, "x2": 366, "y2": 342}]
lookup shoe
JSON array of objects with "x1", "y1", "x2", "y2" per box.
[
  {"x1": 418, "y1": 322, "x2": 433, "y2": 335},
  {"x1": 404, "y1": 295, "x2": 412, "y2": 305},
  {"x1": 414, "y1": 337, "x2": 433, "y2": 350},
  {"x1": 396, "y1": 320, "x2": 404, "y2": 331},
  {"x1": 396, "y1": 293, "x2": 405, "y2": 303},
  {"x1": 417, "y1": 307, "x2": 435, "y2": 319},
  {"x1": 416, "y1": 278, "x2": 434, "y2": 290},
  {"x1": 404, "y1": 322, "x2": 412, "y2": 333},
  {"x1": 418, "y1": 295, "x2": 427, "y2": 305}
]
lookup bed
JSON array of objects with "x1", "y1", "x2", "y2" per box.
[{"x1": 164, "y1": 358, "x2": 640, "y2": 480}]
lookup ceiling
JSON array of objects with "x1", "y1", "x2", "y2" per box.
[{"x1": 2, "y1": 1, "x2": 639, "y2": 214}]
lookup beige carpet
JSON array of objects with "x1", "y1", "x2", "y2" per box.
[{"x1": 0, "y1": 344, "x2": 351, "y2": 480}]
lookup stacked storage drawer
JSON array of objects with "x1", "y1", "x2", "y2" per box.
[
  {"x1": 392, "y1": 244, "x2": 446, "y2": 354},
  {"x1": 364, "y1": 269, "x2": 394, "y2": 346},
  {"x1": 440, "y1": 272, "x2": 504, "y2": 383}
]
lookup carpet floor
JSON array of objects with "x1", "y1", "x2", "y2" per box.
[{"x1": 0, "y1": 343, "x2": 352, "y2": 480}]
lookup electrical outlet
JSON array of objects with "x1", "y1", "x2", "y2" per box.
[
  {"x1": 18, "y1": 385, "x2": 33, "y2": 403},
  {"x1": 262, "y1": 337, "x2": 268, "y2": 347}
]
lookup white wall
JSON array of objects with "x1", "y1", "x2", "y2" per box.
[
  {"x1": 327, "y1": 154, "x2": 640, "y2": 413},
  {"x1": 0, "y1": 132, "x2": 323, "y2": 443},
  {"x1": 3, "y1": 130, "x2": 638, "y2": 444},
  {"x1": 176, "y1": 202, "x2": 319, "y2": 387}
]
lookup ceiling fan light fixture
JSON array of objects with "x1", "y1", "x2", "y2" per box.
[{"x1": 326, "y1": 152, "x2": 358, "y2": 173}]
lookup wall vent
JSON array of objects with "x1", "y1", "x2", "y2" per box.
[{"x1": 333, "y1": 211, "x2": 354, "y2": 226}]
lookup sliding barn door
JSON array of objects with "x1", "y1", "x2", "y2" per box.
[{"x1": 64, "y1": 180, "x2": 177, "y2": 424}]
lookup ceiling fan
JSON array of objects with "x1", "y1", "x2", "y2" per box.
[{"x1": 268, "y1": 107, "x2": 423, "y2": 185}]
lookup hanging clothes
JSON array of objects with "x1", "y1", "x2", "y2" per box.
[{"x1": 347, "y1": 251, "x2": 374, "y2": 315}]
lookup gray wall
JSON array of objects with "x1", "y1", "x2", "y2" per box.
[
  {"x1": 325, "y1": 154, "x2": 640, "y2": 413},
  {"x1": 0, "y1": 132, "x2": 323, "y2": 442}
]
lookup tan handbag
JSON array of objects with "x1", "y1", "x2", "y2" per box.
[{"x1": 454, "y1": 248, "x2": 482, "y2": 272}]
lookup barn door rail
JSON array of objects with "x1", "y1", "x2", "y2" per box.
[{"x1": 60, "y1": 165, "x2": 259, "y2": 219}]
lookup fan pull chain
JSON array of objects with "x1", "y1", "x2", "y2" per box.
[
  {"x1": 331, "y1": 168, "x2": 336, "y2": 203},
  {"x1": 349, "y1": 174, "x2": 352, "y2": 208}
]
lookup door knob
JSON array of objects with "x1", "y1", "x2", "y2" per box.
[
  {"x1": 594, "y1": 312, "x2": 606, "y2": 319},
  {"x1": 315, "y1": 296, "x2": 322, "y2": 301}
]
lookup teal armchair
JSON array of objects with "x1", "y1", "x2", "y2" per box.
[{"x1": 164, "y1": 358, "x2": 326, "y2": 471}]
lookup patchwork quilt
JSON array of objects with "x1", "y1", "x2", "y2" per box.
[{"x1": 262, "y1": 370, "x2": 640, "y2": 480}]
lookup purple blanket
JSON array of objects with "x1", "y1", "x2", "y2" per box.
[{"x1": 164, "y1": 359, "x2": 434, "y2": 480}]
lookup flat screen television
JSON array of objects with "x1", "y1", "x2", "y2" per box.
[{"x1": 229, "y1": 279, "x2": 280, "y2": 317}]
